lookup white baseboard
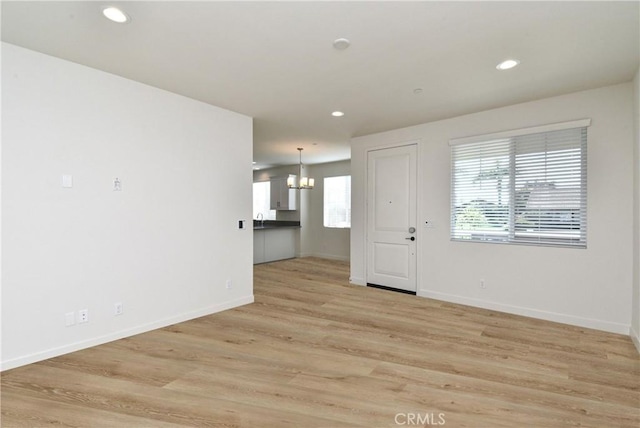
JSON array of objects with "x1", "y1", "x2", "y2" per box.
[
  {"x1": 298, "y1": 252, "x2": 350, "y2": 262},
  {"x1": 350, "y1": 276, "x2": 366, "y2": 286},
  {"x1": 313, "y1": 253, "x2": 350, "y2": 262},
  {"x1": 418, "y1": 290, "x2": 629, "y2": 335},
  {"x1": 1, "y1": 295, "x2": 254, "y2": 371},
  {"x1": 631, "y1": 326, "x2": 640, "y2": 353}
]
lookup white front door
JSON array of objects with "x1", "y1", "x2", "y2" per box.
[{"x1": 366, "y1": 144, "x2": 417, "y2": 293}]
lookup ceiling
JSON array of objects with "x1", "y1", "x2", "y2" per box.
[{"x1": 2, "y1": 1, "x2": 639, "y2": 169}]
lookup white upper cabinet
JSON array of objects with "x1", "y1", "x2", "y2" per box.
[{"x1": 270, "y1": 177, "x2": 297, "y2": 210}]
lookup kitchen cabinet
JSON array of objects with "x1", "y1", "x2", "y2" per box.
[
  {"x1": 270, "y1": 176, "x2": 297, "y2": 210},
  {"x1": 264, "y1": 228, "x2": 296, "y2": 262},
  {"x1": 253, "y1": 231, "x2": 266, "y2": 264},
  {"x1": 253, "y1": 227, "x2": 297, "y2": 264}
]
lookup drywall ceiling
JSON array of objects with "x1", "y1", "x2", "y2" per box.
[{"x1": 2, "y1": 1, "x2": 639, "y2": 168}]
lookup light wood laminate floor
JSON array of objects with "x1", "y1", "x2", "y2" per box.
[{"x1": 2, "y1": 257, "x2": 639, "y2": 427}]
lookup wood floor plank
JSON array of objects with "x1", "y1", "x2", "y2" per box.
[
  {"x1": 38, "y1": 345, "x2": 197, "y2": 388},
  {"x1": 165, "y1": 368, "x2": 392, "y2": 426},
  {"x1": 1, "y1": 389, "x2": 188, "y2": 428},
  {"x1": 373, "y1": 361, "x2": 639, "y2": 426},
  {"x1": 2, "y1": 257, "x2": 638, "y2": 427},
  {"x1": 2, "y1": 364, "x2": 242, "y2": 427}
]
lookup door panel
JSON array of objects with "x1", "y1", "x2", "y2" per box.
[
  {"x1": 367, "y1": 145, "x2": 417, "y2": 292},
  {"x1": 372, "y1": 243, "x2": 409, "y2": 278},
  {"x1": 374, "y1": 155, "x2": 410, "y2": 231}
]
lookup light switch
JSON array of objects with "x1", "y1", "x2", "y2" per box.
[
  {"x1": 65, "y1": 312, "x2": 75, "y2": 326},
  {"x1": 62, "y1": 175, "x2": 73, "y2": 188}
]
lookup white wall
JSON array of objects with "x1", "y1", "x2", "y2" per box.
[
  {"x1": 1, "y1": 43, "x2": 254, "y2": 370},
  {"x1": 300, "y1": 160, "x2": 351, "y2": 261},
  {"x1": 633, "y1": 68, "x2": 640, "y2": 350},
  {"x1": 352, "y1": 83, "x2": 634, "y2": 334}
]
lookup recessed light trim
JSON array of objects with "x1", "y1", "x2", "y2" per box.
[
  {"x1": 103, "y1": 7, "x2": 129, "y2": 23},
  {"x1": 333, "y1": 38, "x2": 351, "y2": 50},
  {"x1": 496, "y1": 59, "x2": 520, "y2": 70},
  {"x1": 331, "y1": 111, "x2": 345, "y2": 117}
]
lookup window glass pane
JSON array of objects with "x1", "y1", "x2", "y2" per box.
[
  {"x1": 451, "y1": 139, "x2": 510, "y2": 242},
  {"x1": 513, "y1": 128, "x2": 585, "y2": 245},
  {"x1": 252, "y1": 182, "x2": 276, "y2": 220},
  {"x1": 324, "y1": 176, "x2": 351, "y2": 228}
]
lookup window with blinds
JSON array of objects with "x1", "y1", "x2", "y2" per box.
[
  {"x1": 324, "y1": 175, "x2": 351, "y2": 228},
  {"x1": 450, "y1": 120, "x2": 588, "y2": 248}
]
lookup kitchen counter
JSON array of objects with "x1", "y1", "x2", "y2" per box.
[{"x1": 253, "y1": 220, "x2": 301, "y2": 230}]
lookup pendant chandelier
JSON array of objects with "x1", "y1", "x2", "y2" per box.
[{"x1": 287, "y1": 148, "x2": 314, "y2": 190}]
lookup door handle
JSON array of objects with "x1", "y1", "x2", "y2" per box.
[{"x1": 405, "y1": 236, "x2": 415, "y2": 241}]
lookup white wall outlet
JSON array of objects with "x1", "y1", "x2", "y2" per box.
[
  {"x1": 78, "y1": 309, "x2": 89, "y2": 323},
  {"x1": 480, "y1": 279, "x2": 486, "y2": 289},
  {"x1": 65, "y1": 312, "x2": 76, "y2": 326},
  {"x1": 113, "y1": 177, "x2": 122, "y2": 191},
  {"x1": 226, "y1": 279, "x2": 232, "y2": 289},
  {"x1": 114, "y1": 302, "x2": 123, "y2": 316}
]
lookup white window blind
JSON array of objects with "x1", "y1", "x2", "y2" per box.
[
  {"x1": 324, "y1": 176, "x2": 351, "y2": 228},
  {"x1": 451, "y1": 121, "x2": 588, "y2": 248}
]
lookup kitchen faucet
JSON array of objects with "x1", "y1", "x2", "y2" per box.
[{"x1": 256, "y1": 212, "x2": 264, "y2": 226}]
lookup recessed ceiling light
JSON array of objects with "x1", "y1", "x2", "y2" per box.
[
  {"x1": 331, "y1": 111, "x2": 345, "y2": 117},
  {"x1": 333, "y1": 38, "x2": 351, "y2": 50},
  {"x1": 496, "y1": 59, "x2": 520, "y2": 70},
  {"x1": 102, "y1": 7, "x2": 129, "y2": 23}
]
